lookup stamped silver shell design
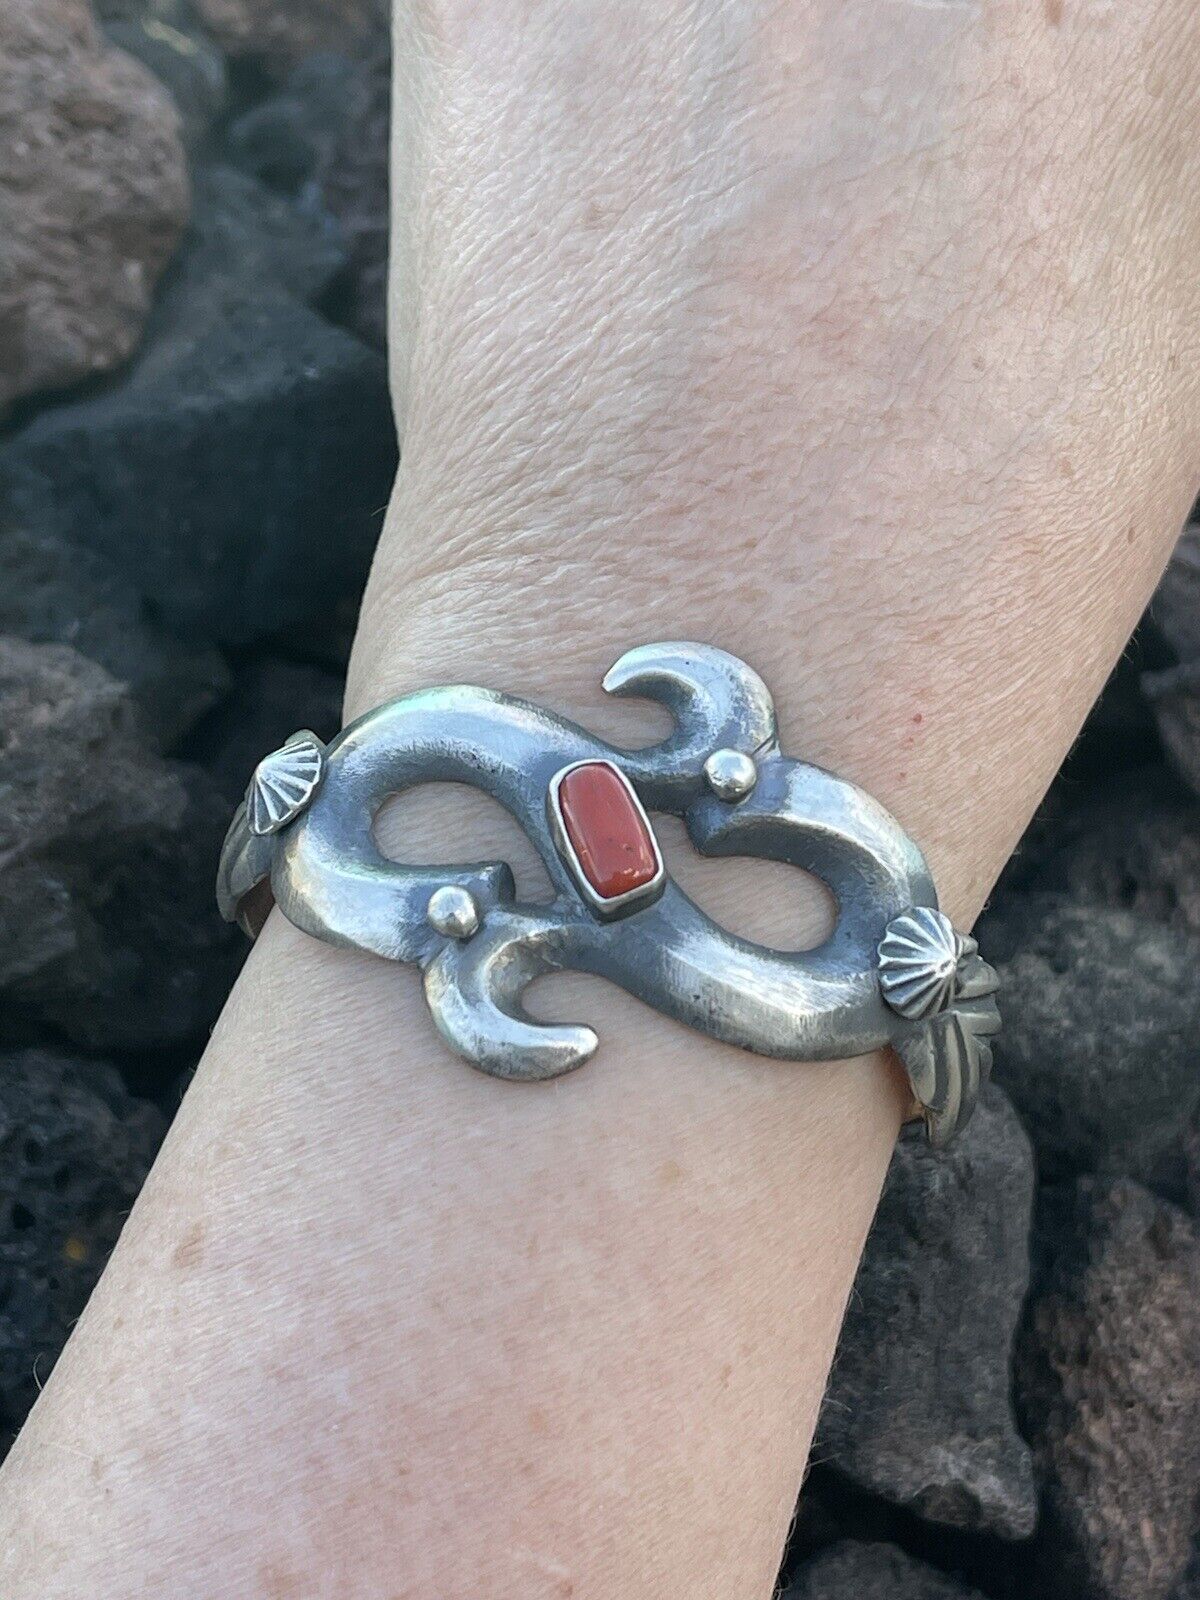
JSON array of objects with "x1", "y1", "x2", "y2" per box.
[
  {"x1": 246, "y1": 732, "x2": 325, "y2": 836},
  {"x1": 877, "y1": 905, "x2": 963, "y2": 1020}
]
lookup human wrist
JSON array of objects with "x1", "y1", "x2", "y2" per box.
[{"x1": 340, "y1": 0, "x2": 1200, "y2": 1101}]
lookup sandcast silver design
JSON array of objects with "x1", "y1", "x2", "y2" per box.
[{"x1": 216, "y1": 643, "x2": 999, "y2": 1145}]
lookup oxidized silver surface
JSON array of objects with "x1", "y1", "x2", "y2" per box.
[{"x1": 217, "y1": 643, "x2": 999, "y2": 1145}]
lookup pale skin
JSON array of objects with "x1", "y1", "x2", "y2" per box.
[{"x1": 2, "y1": 2, "x2": 1199, "y2": 1595}]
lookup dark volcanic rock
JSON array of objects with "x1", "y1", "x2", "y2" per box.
[
  {"x1": 819, "y1": 1087, "x2": 1036, "y2": 1539},
  {"x1": 1069, "y1": 646, "x2": 1161, "y2": 778},
  {"x1": 0, "y1": 166, "x2": 395, "y2": 645},
  {"x1": 1184, "y1": 1117, "x2": 1200, "y2": 1219},
  {"x1": 0, "y1": 0, "x2": 189, "y2": 408},
  {"x1": 1144, "y1": 525, "x2": 1200, "y2": 797},
  {"x1": 0, "y1": 638, "x2": 241, "y2": 1051},
  {"x1": 0, "y1": 525, "x2": 229, "y2": 750},
  {"x1": 228, "y1": 52, "x2": 357, "y2": 192},
  {"x1": 182, "y1": 161, "x2": 348, "y2": 302},
  {"x1": 1172, "y1": 1546, "x2": 1200, "y2": 1600},
  {"x1": 1151, "y1": 522, "x2": 1200, "y2": 665},
  {"x1": 1144, "y1": 663, "x2": 1200, "y2": 802},
  {"x1": 784, "y1": 1542, "x2": 987, "y2": 1600},
  {"x1": 103, "y1": 0, "x2": 228, "y2": 150},
  {"x1": 0, "y1": 1049, "x2": 164, "y2": 1437},
  {"x1": 1019, "y1": 1179, "x2": 1200, "y2": 1600},
  {"x1": 1032, "y1": 771, "x2": 1200, "y2": 936},
  {"x1": 193, "y1": 0, "x2": 384, "y2": 76},
  {"x1": 319, "y1": 45, "x2": 389, "y2": 350},
  {"x1": 981, "y1": 893, "x2": 1200, "y2": 1183},
  {"x1": 188, "y1": 655, "x2": 344, "y2": 802}
]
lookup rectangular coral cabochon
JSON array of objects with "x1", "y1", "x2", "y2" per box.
[{"x1": 554, "y1": 762, "x2": 660, "y2": 901}]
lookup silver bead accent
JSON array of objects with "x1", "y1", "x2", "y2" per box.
[
  {"x1": 427, "y1": 885, "x2": 481, "y2": 941},
  {"x1": 878, "y1": 906, "x2": 962, "y2": 1020},
  {"x1": 247, "y1": 732, "x2": 325, "y2": 836},
  {"x1": 703, "y1": 747, "x2": 757, "y2": 802}
]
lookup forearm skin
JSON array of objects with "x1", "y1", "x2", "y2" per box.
[{"x1": 2, "y1": 3, "x2": 1200, "y2": 1596}]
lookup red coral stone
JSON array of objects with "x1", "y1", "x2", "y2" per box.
[{"x1": 555, "y1": 762, "x2": 660, "y2": 902}]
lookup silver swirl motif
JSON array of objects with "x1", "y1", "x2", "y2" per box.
[{"x1": 217, "y1": 643, "x2": 999, "y2": 1145}]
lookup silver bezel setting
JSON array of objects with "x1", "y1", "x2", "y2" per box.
[{"x1": 545, "y1": 759, "x2": 666, "y2": 921}]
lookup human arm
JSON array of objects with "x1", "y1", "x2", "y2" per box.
[{"x1": 2, "y1": 2, "x2": 1199, "y2": 1595}]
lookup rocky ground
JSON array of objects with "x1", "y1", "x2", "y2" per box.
[{"x1": 1, "y1": 3, "x2": 1198, "y2": 1595}]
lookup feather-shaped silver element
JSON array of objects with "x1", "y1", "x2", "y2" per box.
[
  {"x1": 893, "y1": 961, "x2": 1000, "y2": 1146},
  {"x1": 878, "y1": 905, "x2": 963, "y2": 1019},
  {"x1": 247, "y1": 731, "x2": 325, "y2": 836}
]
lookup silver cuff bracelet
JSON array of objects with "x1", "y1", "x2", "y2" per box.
[{"x1": 216, "y1": 643, "x2": 999, "y2": 1145}]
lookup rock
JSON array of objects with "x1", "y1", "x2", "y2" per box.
[
  {"x1": 1031, "y1": 771, "x2": 1200, "y2": 936},
  {"x1": 302, "y1": 592, "x2": 364, "y2": 672},
  {"x1": 783, "y1": 1542, "x2": 987, "y2": 1600},
  {"x1": 0, "y1": 0, "x2": 188, "y2": 410},
  {"x1": 181, "y1": 161, "x2": 349, "y2": 303},
  {"x1": 981, "y1": 893, "x2": 1200, "y2": 1183},
  {"x1": 319, "y1": 44, "x2": 389, "y2": 350},
  {"x1": 1144, "y1": 663, "x2": 1200, "y2": 802},
  {"x1": 0, "y1": 639, "x2": 241, "y2": 1052},
  {"x1": 1019, "y1": 1179, "x2": 1200, "y2": 1600},
  {"x1": 151, "y1": 161, "x2": 349, "y2": 306},
  {"x1": 1185, "y1": 1118, "x2": 1200, "y2": 1219},
  {"x1": 0, "y1": 525, "x2": 229, "y2": 750},
  {"x1": 1172, "y1": 1546, "x2": 1200, "y2": 1600},
  {"x1": 103, "y1": 0, "x2": 228, "y2": 150},
  {"x1": 818, "y1": 1087, "x2": 1036, "y2": 1539},
  {"x1": 1150, "y1": 522, "x2": 1200, "y2": 665},
  {"x1": 0, "y1": 1049, "x2": 164, "y2": 1440},
  {"x1": 227, "y1": 51, "x2": 357, "y2": 192},
  {"x1": 1143, "y1": 526, "x2": 1200, "y2": 796},
  {"x1": 1070, "y1": 644, "x2": 1161, "y2": 778},
  {"x1": 193, "y1": 0, "x2": 384, "y2": 76},
  {"x1": 0, "y1": 166, "x2": 396, "y2": 646},
  {"x1": 187, "y1": 655, "x2": 344, "y2": 802}
]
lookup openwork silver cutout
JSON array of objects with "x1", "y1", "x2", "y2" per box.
[{"x1": 217, "y1": 643, "x2": 999, "y2": 1145}]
